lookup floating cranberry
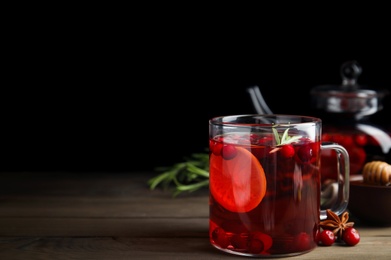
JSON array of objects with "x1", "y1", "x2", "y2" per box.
[
  {"x1": 212, "y1": 227, "x2": 230, "y2": 248},
  {"x1": 294, "y1": 232, "x2": 312, "y2": 251},
  {"x1": 342, "y1": 227, "x2": 360, "y2": 246},
  {"x1": 251, "y1": 232, "x2": 273, "y2": 252},
  {"x1": 354, "y1": 134, "x2": 368, "y2": 146},
  {"x1": 212, "y1": 142, "x2": 223, "y2": 156},
  {"x1": 221, "y1": 144, "x2": 237, "y2": 160},
  {"x1": 297, "y1": 144, "x2": 313, "y2": 162},
  {"x1": 210, "y1": 137, "x2": 224, "y2": 156},
  {"x1": 209, "y1": 140, "x2": 223, "y2": 156},
  {"x1": 318, "y1": 230, "x2": 335, "y2": 246},
  {"x1": 231, "y1": 233, "x2": 248, "y2": 250},
  {"x1": 248, "y1": 238, "x2": 264, "y2": 254},
  {"x1": 280, "y1": 144, "x2": 295, "y2": 158}
]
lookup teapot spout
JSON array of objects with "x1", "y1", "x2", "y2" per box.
[{"x1": 247, "y1": 85, "x2": 273, "y2": 114}]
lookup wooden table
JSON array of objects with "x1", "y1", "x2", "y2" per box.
[{"x1": 0, "y1": 171, "x2": 390, "y2": 259}]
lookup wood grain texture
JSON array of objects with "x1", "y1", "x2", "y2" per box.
[{"x1": 0, "y1": 172, "x2": 390, "y2": 260}]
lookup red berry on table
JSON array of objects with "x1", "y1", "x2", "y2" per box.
[
  {"x1": 318, "y1": 230, "x2": 335, "y2": 246},
  {"x1": 342, "y1": 227, "x2": 360, "y2": 246}
]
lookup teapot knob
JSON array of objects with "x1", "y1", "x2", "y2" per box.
[{"x1": 340, "y1": 60, "x2": 362, "y2": 87}]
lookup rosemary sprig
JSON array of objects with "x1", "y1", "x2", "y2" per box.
[
  {"x1": 147, "y1": 152, "x2": 209, "y2": 197},
  {"x1": 272, "y1": 125, "x2": 302, "y2": 146},
  {"x1": 270, "y1": 125, "x2": 302, "y2": 153}
]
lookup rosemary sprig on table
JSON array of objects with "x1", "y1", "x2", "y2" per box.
[{"x1": 147, "y1": 152, "x2": 209, "y2": 196}]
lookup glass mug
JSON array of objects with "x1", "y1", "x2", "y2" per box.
[{"x1": 208, "y1": 114, "x2": 349, "y2": 257}]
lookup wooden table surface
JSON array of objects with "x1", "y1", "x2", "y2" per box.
[{"x1": 0, "y1": 171, "x2": 390, "y2": 259}]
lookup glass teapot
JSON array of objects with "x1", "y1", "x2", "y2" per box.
[
  {"x1": 310, "y1": 60, "x2": 390, "y2": 183},
  {"x1": 247, "y1": 60, "x2": 390, "y2": 184}
]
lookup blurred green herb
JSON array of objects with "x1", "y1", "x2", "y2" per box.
[{"x1": 147, "y1": 152, "x2": 209, "y2": 196}]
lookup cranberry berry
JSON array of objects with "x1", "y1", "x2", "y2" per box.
[
  {"x1": 221, "y1": 144, "x2": 237, "y2": 160},
  {"x1": 297, "y1": 144, "x2": 313, "y2": 162},
  {"x1": 280, "y1": 144, "x2": 295, "y2": 158},
  {"x1": 318, "y1": 230, "x2": 335, "y2": 246},
  {"x1": 342, "y1": 227, "x2": 360, "y2": 246},
  {"x1": 294, "y1": 232, "x2": 312, "y2": 251},
  {"x1": 212, "y1": 227, "x2": 230, "y2": 248},
  {"x1": 248, "y1": 232, "x2": 273, "y2": 254}
]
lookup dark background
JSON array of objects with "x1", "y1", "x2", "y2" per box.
[{"x1": 2, "y1": 13, "x2": 391, "y2": 173}]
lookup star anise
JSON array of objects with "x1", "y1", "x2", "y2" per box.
[{"x1": 320, "y1": 210, "x2": 355, "y2": 239}]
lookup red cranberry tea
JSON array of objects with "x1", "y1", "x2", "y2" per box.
[
  {"x1": 209, "y1": 131, "x2": 321, "y2": 256},
  {"x1": 208, "y1": 115, "x2": 350, "y2": 257}
]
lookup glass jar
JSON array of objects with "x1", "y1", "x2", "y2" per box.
[{"x1": 310, "y1": 60, "x2": 390, "y2": 183}]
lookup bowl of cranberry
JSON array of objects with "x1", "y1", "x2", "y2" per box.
[{"x1": 348, "y1": 161, "x2": 391, "y2": 226}]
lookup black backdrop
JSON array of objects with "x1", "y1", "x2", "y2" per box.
[{"x1": 2, "y1": 20, "x2": 391, "y2": 173}]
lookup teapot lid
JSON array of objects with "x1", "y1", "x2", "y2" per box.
[{"x1": 310, "y1": 60, "x2": 389, "y2": 119}]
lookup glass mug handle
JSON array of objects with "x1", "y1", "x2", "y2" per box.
[{"x1": 320, "y1": 142, "x2": 350, "y2": 220}]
